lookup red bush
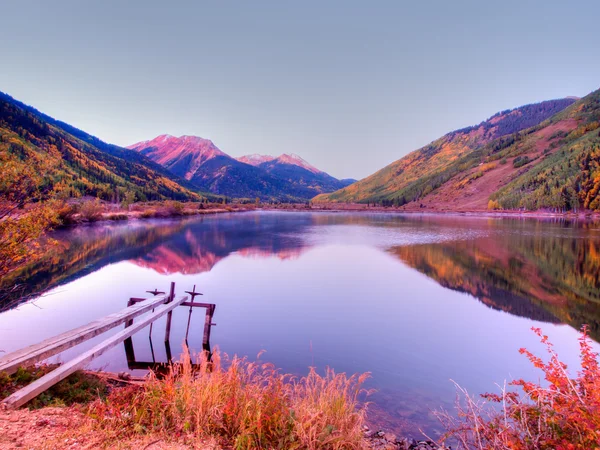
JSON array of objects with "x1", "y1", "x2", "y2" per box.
[{"x1": 437, "y1": 326, "x2": 600, "y2": 449}]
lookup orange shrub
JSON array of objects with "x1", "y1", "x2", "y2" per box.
[
  {"x1": 88, "y1": 349, "x2": 369, "y2": 449},
  {"x1": 79, "y1": 199, "x2": 104, "y2": 222},
  {"x1": 436, "y1": 326, "x2": 600, "y2": 449},
  {"x1": 55, "y1": 201, "x2": 79, "y2": 225}
]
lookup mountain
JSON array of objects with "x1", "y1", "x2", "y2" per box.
[
  {"x1": 313, "y1": 95, "x2": 600, "y2": 212},
  {"x1": 129, "y1": 134, "x2": 226, "y2": 180},
  {"x1": 237, "y1": 153, "x2": 355, "y2": 194},
  {"x1": 237, "y1": 154, "x2": 275, "y2": 166},
  {"x1": 129, "y1": 136, "x2": 354, "y2": 200},
  {"x1": 0, "y1": 91, "x2": 203, "y2": 202},
  {"x1": 238, "y1": 153, "x2": 322, "y2": 174}
]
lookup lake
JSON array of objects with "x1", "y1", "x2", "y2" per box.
[{"x1": 1, "y1": 211, "x2": 599, "y2": 437}]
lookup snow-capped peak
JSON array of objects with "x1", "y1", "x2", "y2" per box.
[
  {"x1": 236, "y1": 154, "x2": 276, "y2": 166},
  {"x1": 275, "y1": 153, "x2": 322, "y2": 174}
]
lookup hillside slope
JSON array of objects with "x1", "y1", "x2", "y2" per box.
[
  {"x1": 0, "y1": 92, "x2": 202, "y2": 202},
  {"x1": 314, "y1": 97, "x2": 589, "y2": 210},
  {"x1": 130, "y1": 136, "x2": 353, "y2": 200}
]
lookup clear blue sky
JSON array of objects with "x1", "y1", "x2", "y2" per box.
[{"x1": 2, "y1": 1, "x2": 599, "y2": 179}]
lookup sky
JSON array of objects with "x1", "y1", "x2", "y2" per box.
[{"x1": 1, "y1": 1, "x2": 599, "y2": 180}]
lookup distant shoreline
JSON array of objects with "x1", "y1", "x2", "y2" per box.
[
  {"x1": 47, "y1": 201, "x2": 600, "y2": 231},
  {"x1": 52, "y1": 202, "x2": 255, "y2": 229},
  {"x1": 266, "y1": 203, "x2": 600, "y2": 220}
]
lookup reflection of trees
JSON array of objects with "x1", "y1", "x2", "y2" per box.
[
  {"x1": 391, "y1": 229, "x2": 600, "y2": 340},
  {"x1": 0, "y1": 221, "x2": 188, "y2": 310},
  {"x1": 1, "y1": 214, "x2": 314, "y2": 311}
]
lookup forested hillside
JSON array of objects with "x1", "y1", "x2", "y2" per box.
[
  {"x1": 0, "y1": 91, "x2": 202, "y2": 203},
  {"x1": 313, "y1": 95, "x2": 600, "y2": 212},
  {"x1": 490, "y1": 91, "x2": 600, "y2": 210}
]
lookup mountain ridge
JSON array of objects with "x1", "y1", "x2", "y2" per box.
[
  {"x1": 314, "y1": 94, "x2": 600, "y2": 212},
  {"x1": 238, "y1": 153, "x2": 323, "y2": 174},
  {"x1": 129, "y1": 135, "x2": 353, "y2": 200},
  {"x1": 0, "y1": 91, "x2": 204, "y2": 202}
]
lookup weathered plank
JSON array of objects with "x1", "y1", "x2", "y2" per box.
[
  {"x1": 1, "y1": 295, "x2": 188, "y2": 409},
  {"x1": 0, "y1": 294, "x2": 169, "y2": 375},
  {"x1": 181, "y1": 301, "x2": 214, "y2": 308}
]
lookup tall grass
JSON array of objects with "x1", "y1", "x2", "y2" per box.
[{"x1": 89, "y1": 348, "x2": 370, "y2": 449}]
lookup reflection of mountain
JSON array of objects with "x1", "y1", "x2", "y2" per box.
[
  {"x1": 236, "y1": 248, "x2": 303, "y2": 261},
  {"x1": 1, "y1": 214, "x2": 314, "y2": 311},
  {"x1": 392, "y1": 230, "x2": 600, "y2": 339},
  {"x1": 131, "y1": 229, "x2": 223, "y2": 275},
  {"x1": 131, "y1": 228, "x2": 306, "y2": 275}
]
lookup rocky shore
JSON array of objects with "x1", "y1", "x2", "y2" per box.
[{"x1": 363, "y1": 426, "x2": 450, "y2": 450}]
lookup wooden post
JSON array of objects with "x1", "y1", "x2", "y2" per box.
[
  {"x1": 124, "y1": 298, "x2": 143, "y2": 327},
  {"x1": 164, "y1": 282, "x2": 175, "y2": 342},
  {"x1": 165, "y1": 339, "x2": 173, "y2": 363},
  {"x1": 124, "y1": 298, "x2": 145, "y2": 362},
  {"x1": 2, "y1": 295, "x2": 188, "y2": 409},
  {"x1": 124, "y1": 336, "x2": 136, "y2": 363},
  {"x1": 203, "y1": 304, "x2": 216, "y2": 347}
]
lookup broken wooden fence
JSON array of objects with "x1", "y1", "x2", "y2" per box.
[{"x1": 0, "y1": 282, "x2": 216, "y2": 409}]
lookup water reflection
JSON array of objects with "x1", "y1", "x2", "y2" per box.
[
  {"x1": 0, "y1": 213, "x2": 311, "y2": 310},
  {"x1": 2, "y1": 212, "x2": 600, "y2": 437},
  {"x1": 390, "y1": 221, "x2": 600, "y2": 340},
  {"x1": 3, "y1": 213, "x2": 600, "y2": 340}
]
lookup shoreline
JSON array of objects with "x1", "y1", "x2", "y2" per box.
[
  {"x1": 0, "y1": 364, "x2": 446, "y2": 450},
  {"x1": 0, "y1": 404, "x2": 445, "y2": 449},
  {"x1": 44, "y1": 201, "x2": 600, "y2": 232},
  {"x1": 265, "y1": 204, "x2": 600, "y2": 221},
  {"x1": 56, "y1": 204, "x2": 256, "y2": 228}
]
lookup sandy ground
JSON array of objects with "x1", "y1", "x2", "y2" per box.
[{"x1": 0, "y1": 407, "x2": 219, "y2": 450}]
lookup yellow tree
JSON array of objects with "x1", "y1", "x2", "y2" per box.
[{"x1": 0, "y1": 144, "x2": 58, "y2": 278}]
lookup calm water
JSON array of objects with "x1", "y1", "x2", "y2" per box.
[{"x1": 1, "y1": 211, "x2": 600, "y2": 437}]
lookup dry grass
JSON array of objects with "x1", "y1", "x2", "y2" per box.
[
  {"x1": 88, "y1": 348, "x2": 370, "y2": 449},
  {"x1": 79, "y1": 199, "x2": 104, "y2": 222}
]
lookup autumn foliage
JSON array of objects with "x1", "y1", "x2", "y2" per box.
[
  {"x1": 0, "y1": 141, "x2": 59, "y2": 277},
  {"x1": 437, "y1": 326, "x2": 600, "y2": 449},
  {"x1": 88, "y1": 348, "x2": 370, "y2": 449}
]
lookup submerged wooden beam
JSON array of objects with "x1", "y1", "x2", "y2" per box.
[
  {"x1": 0, "y1": 294, "x2": 169, "y2": 376},
  {"x1": 2, "y1": 295, "x2": 188, "y2": 409}
]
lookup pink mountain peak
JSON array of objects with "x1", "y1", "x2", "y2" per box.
[
  {"x1": 275, "y1": 153, "x2": 322, "y2": 174},
  {"x1": 127, "y1": 134, "x2": 226, "y2": 180},
  {"x1": 237, "y1": 153, "x2": 322, "y2": 174},
  {"x1": 236, "y1": 154, "x2": 276, "y2": 166}
]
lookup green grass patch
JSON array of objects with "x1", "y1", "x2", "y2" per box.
[{"x1": 0, "y1": 365, "x2": 109, "y2": 409}]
